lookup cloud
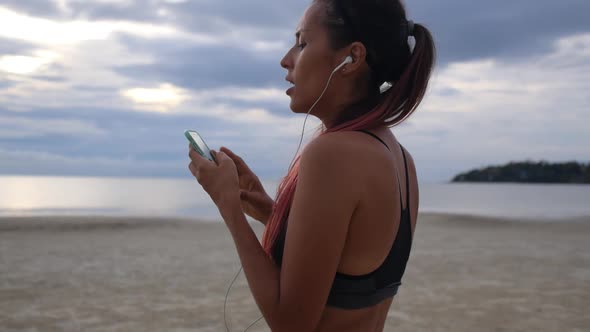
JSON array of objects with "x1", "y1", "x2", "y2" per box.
[
  {"x1": 0, "y1": 4, "x2": 291, "y2": 116},
  {"x1": 0, "y1": 50, "x2": 60, "y2": 75},
  {"x1": 0, "y1": 0, "x2": 61, "y2": 18},
  {"x1": 0, "y1": 115, "x2": 107, "y2": 139},
  {"x1": 410, "y1": 0, "x2": 590, "y2": 65},
  {"x1": 113, "y1": 39, "x2": 287, "y2": 91},
  {"x1": 63, "y1": 0, "x2": 304, "y2": 32},
  {"x1": 0, "y1": 7, "x2": 189, "y2": 45},
  {"x1": 0, "y1": 38, "x2": 153, "y2": 112},
  {"x1": 121, "y1": 83, "x2": 190, "y2": 113},
  {"x1": 195, "y1": 86, "x2": 289, "y2": 105},
  {"x1": 0, "y1": 37, "x2": 35, "y2": 55},
  {"x1": 17, "y1": 0, "x2": 587, "y2": 68},
  {"x1": 5, "y1": 0, "x2": 590, "y2": 67},
  {"x1": 164, "y1": 0, "x2": 304, "y2": 33}
]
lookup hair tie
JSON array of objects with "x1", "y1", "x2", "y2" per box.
[
  {"x1": 379, "y1": 81, "x2": 393, "y2": 94},
  {"x1": 407, "y1": 20, "x2": 415, "y2": 37}
]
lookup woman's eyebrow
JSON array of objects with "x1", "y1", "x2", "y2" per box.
[{"x1": 295, "y1": 29, "x2": 311, "y2": 39}]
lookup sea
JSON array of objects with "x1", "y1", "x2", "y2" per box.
[{"x1": 1, "y1": 175, "x2": 589, "y2": 221}]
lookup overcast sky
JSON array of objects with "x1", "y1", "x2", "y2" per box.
[{"x1": 0, "y1": 0, "x2": 589, "y2": 182}]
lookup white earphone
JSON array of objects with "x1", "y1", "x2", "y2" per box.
[{"x1": 333, "y1": 55, "x2": 353, "y2": 73}]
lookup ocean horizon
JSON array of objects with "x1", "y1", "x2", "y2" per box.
[{"x1": 1, "y1": 175, "x2": 589, "y2": 221}]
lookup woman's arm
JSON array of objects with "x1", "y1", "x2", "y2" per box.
[{"x1": 222, "y1": 134, "x2": 362, "y2": 331}]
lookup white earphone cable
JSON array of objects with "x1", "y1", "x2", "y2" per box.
[
  {"x1": 288, "y1": 58, "x2": 349, "y2": 171},
  {"x1": 224, "y1": 57, "x2": 349, "y2": 332}
]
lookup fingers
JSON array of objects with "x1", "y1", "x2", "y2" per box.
[
  {"x1": 188, "y1": 147, "x2": 205, "y2": 163},
  {"x1": 188, "y1": 147, "x2": 212, "y2": 181},
  {"x1": 220, "y1": 146, "x2": 251, "y2": 174},
  {"x1": 220, "y1": 147, "x2": 240, "y2": 162},
  {"x1": 188, "y1": 162, "x2": 199, "y2": 180}
]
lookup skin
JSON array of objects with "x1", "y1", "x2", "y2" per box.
[{"x1": 188, "y1": 3, "x2": 419, "y2": 331}]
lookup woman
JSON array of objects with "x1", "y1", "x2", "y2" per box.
[{"x1": 188, "y1": 0, "x2": 435, "y2": 330}]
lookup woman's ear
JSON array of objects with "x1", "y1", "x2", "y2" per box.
[{"x1": 341, "y1": 41, "x2": 367, "y2": 74}]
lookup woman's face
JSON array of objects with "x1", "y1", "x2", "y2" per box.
[{"x1": 280, "y1": 3, "x2": 340, "y2": 116}]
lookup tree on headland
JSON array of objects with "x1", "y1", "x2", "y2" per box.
[{"x1": 452, "y1": 161, "x2": 590, "y2": 184}]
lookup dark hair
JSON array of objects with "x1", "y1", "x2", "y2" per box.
[
  {"x1": 262, "y1": 0, "x2": 436, "y2": 261},
  {"x1": 315, "y1": 0, "x2": 436, "y2": 129}
]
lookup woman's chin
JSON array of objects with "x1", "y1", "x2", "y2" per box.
[
  {"x1": 289, "y1": 98, "x2": 313, "y2": 114},
  {"x1": 289, "y1": 104, "x2": 306, "y2": 114},
  {"x1": 289, "y1": 100, "x2": 302, "y2": 113}
]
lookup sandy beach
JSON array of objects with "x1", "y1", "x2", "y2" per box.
[{"x1": 1, "y1": 213, "x2": 589, "y2": 332}]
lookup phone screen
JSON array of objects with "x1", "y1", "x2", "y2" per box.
[{"x1": 185, "y1": 130, "x2": 214, "y2": 161}]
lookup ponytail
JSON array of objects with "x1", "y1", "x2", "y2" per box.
[{"x1": 380, "y1": 23, "x2": 436, "y2": 126}]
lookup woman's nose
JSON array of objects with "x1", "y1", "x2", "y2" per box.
[{"x1": 280, "y1": 50, "x2": 293, "y2": 70}]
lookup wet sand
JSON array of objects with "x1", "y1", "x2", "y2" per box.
[{"x1": 1, "y1": 213, "x2": 589, "y2": 331}]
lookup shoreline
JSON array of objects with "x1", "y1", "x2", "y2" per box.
[{"x1": 2, "y1": 211, "x2": 590, "y2": 225}]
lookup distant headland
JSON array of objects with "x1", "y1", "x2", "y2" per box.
[{"x1": 452, "y1": 161, "x2": 590, "y2": 184}]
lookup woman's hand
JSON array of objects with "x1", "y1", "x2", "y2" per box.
[
  {"x1": 220, "y1": 147, "x2": 275, "y2": 225},
  {"x1": 188, "y1": 145, "x2": 240, "y2": 213}
]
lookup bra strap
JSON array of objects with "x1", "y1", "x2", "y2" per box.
[
  {"x1": 399, "y1": 144, "x2": 410, "y2": 211},
  {"x1": 356, "y1": 130, "x2": 391, "y2": 151}
]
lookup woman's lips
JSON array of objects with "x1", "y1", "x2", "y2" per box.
[{"x1": 286, "y1": 87, "x2": 294, "y2": 95}]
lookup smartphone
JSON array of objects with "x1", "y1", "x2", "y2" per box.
[{"x1": 184, "y1": 130, "x2": 215, "y2": 162}]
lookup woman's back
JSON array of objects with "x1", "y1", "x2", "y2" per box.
[{"x1": 313, "y1": 128, "x2": 419, "y2": 331}]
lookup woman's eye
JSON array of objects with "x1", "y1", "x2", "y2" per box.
[{"x1": 295, "y1": 42, "x2": 307, "y2": 50}]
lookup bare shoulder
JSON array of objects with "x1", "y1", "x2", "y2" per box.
[
  {"x1": 296, "y1": 131, "x2": 373, "y2": 200},
  {"x1": 302, "y1": 130, "x2": 390, "y2": 157},
  {"x1": 301, "y1": 131, "x2": 372, "y2": 171}
]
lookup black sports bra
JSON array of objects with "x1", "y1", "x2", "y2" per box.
[{"x1": 271, "y1": 129, "x2": 414, "y2": 310}]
